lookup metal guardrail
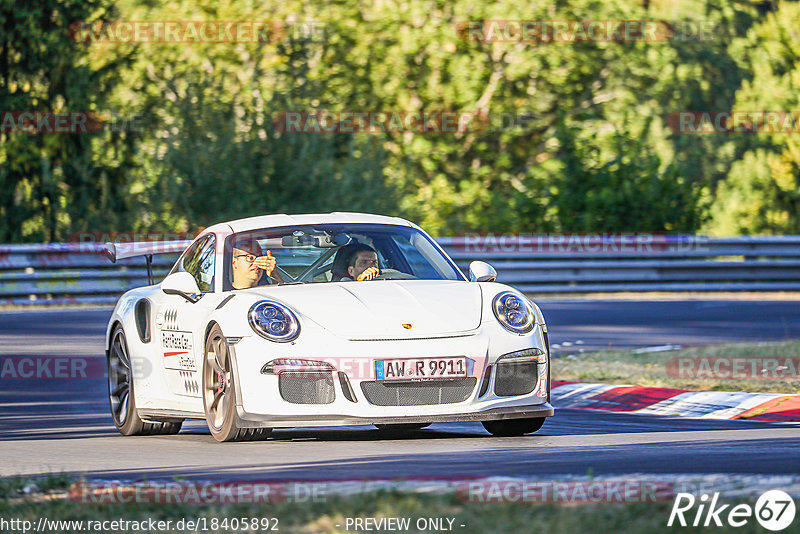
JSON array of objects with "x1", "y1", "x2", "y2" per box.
[
  {"x1": 0, "y1": 243, "x2": 178, "y2": 306},
  {"x1": 439, "y1": 235, "x2": 800, "y2": 293},
  {"x1": 0, "y1": 236, "x2": 799, "y2": 305}
]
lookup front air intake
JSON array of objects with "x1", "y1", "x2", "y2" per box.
[
  {"x1": 360, "y1": 379, "x2": 477, "y2": 406},
  {"x1": 278, "y1": 372, "x2": 335, "y2": 404},
  {"x1": 494, "y1": 362, "x2": 538, "y2": 397}
]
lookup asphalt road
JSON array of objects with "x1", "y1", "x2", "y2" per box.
[
  {"x1": 1, "y1": 300, "x2": 799, "y2": 482},
  {"x1": 544, "y1": 299, "x2": 800, "y2": 353}
]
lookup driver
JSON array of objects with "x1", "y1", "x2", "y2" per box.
[
  {"x1": 231, "y1": 242, "x2": 279, "y2": 289},
  {"x1": 343, "y1": 244, "x2": 381, "y2": 281}
]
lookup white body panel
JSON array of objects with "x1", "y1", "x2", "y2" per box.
[{"x1": 105, "y1": 213, "x2": 553, "y2": 428}]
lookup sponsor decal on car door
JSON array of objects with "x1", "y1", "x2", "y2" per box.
[{"x1": 157, "y1": 304, "x2": 202, "y2": 397}]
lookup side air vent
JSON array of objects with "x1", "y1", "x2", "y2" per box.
[
  {"x1": 135, "y1": 299, "x2": 151, "y2": 343},
  {"x1": 338, "y1": 372, "x2": 357, "y2": 403},
  {"x1": 478, "y1": 365, "x2": 493, "y2": 397}
]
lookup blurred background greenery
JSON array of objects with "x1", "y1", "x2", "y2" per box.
[{"x1": 0, "y1": 0, "x2": 798, "y2": 242}]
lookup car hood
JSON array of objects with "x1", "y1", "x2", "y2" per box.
[{"x1": 253, "y1": 280, "x2": 482, "y2": 339}]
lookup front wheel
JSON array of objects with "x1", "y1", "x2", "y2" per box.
[
  {"x1": 482, "y1": 417, "x2": 546, "y2": 437},
  {"x1": 203, "y1": 325, "x2": 271, "y2": 442},
  {"x1": 107, "y1": 327, "x2": 182, "y2": 436}
]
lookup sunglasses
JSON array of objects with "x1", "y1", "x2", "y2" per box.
[{"x1": 234, "y1": 254, "x2": 258, "y2": 263}]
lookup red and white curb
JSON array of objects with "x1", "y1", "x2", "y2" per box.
[{"x1": 551, "y1": 381, "x2": 800, "y2": 422}]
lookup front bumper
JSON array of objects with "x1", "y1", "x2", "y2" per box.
[
  {"x1": 228, "y1": 324, "x2": 552, "y2": 429},
  {"x1": 236, "y1": 403, "x2": 554, "y2": 427}
]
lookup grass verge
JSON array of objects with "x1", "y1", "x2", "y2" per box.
[
  {"x1": 0, "y1": 485, "x2": 774, "y2": 534},
  {"x1": 554, "y1": 339, "x2": 800, "y2": 393}
]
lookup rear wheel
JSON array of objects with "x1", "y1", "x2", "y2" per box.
[
  {"x1": 107, "y1": 327, "x2": 182, "y2": 436},
  {"x1": 203, "y1": 325, "x2": 271, "y2": 442},
  {"x1": 482, "y1": 417, "x2": 546, "y2": 437}
]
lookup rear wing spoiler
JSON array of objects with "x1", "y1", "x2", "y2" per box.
[
  {"x1": 103, "y1": 240, "x2": 192, "y2": 263},
  {"x1": 104, "y1": 240, "x2": 192, "y2": 285}
]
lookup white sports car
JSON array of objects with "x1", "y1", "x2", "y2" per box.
[{"x1": 104, "y1": 213, "x2": 553, "y2": 441}]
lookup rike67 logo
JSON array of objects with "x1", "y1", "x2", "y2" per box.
[{"x1": 668, "y1": 490, "x2": 795, "y2": 531}]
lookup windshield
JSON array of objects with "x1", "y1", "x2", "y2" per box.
[{"x1": 222, "y1": 224, "x2": 464, "y2": 290}]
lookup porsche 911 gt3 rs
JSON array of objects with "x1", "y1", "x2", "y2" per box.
[{"x1": 104, "y1": 213, "x2": 553, "y2": 441}]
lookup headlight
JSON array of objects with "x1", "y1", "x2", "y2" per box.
[
  {"x1": 248, "y1": 301, "x2": 300, "y2": 342},
  {"x1": 492, "y1": 292, "x2": 535, "y2": 334}
]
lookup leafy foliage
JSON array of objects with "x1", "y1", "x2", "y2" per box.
[
  {"x1": 708, "y1": 0, "x2": 800, "y2": 234},
  {"x1": 0, "y1": 0, "x2": 795, "y2": 240}
]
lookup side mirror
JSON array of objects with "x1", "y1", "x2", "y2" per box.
[
  {"x1": 469, "y1": 261, "x2": 497, "y2": 282},
  {"x1": 161, "y1": 272, "x2": 202, "y2": 303}
]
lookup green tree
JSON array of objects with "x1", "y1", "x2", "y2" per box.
[
  {"x1": 0, "y1": 0, "x2": 785, "y2": 241},
  {"x1": 0, "y1": 0, "x2": 129, "y2": 242},
  {"x1": 552, "y1": 118, "x2": 705, "y2": 232},
  {"x1": 95, "y1": 0, "x2": 397, "y2": 234},
  {"x1": 707, "y1": 0, "x2": 800, "y2": 234}
]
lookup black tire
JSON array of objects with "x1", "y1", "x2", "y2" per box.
[
  {"x1": 374, "y1": 423, "x2": 431, "y2": 431},
  {"x1": 107, "y1": 327, "x2": 183, "y2": 436},
  {"x1": 482, "y1": 417, "x2": 546, "y2": 437},
  {"x1": 203, "y1": 324, "x2": 272, "y2": 442}
]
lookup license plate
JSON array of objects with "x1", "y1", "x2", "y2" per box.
[{"x1": 375, "y1": 357, "x2": 467, "y2": 381}]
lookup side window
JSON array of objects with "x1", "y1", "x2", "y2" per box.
[
  {"x1": 185, "y1": 236, "x2": 216, "y2": 292},
  {"x1": 171, "y1": 235, "x2": 216, "y2": 292},
  {"x1": 169, "y1": 241, "x2": 201, "y2": 276}
]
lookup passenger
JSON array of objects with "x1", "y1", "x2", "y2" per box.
[
  {"x1": 231, "y1": 243, "x2": 279, "y2": 289},
  {"x1": 343, "y1": 244, "x2": 381, "y2": 281}
]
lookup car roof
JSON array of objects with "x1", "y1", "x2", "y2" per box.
[{"x1": 207, "y1": 212, "x2": 417, "y2": 234}]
